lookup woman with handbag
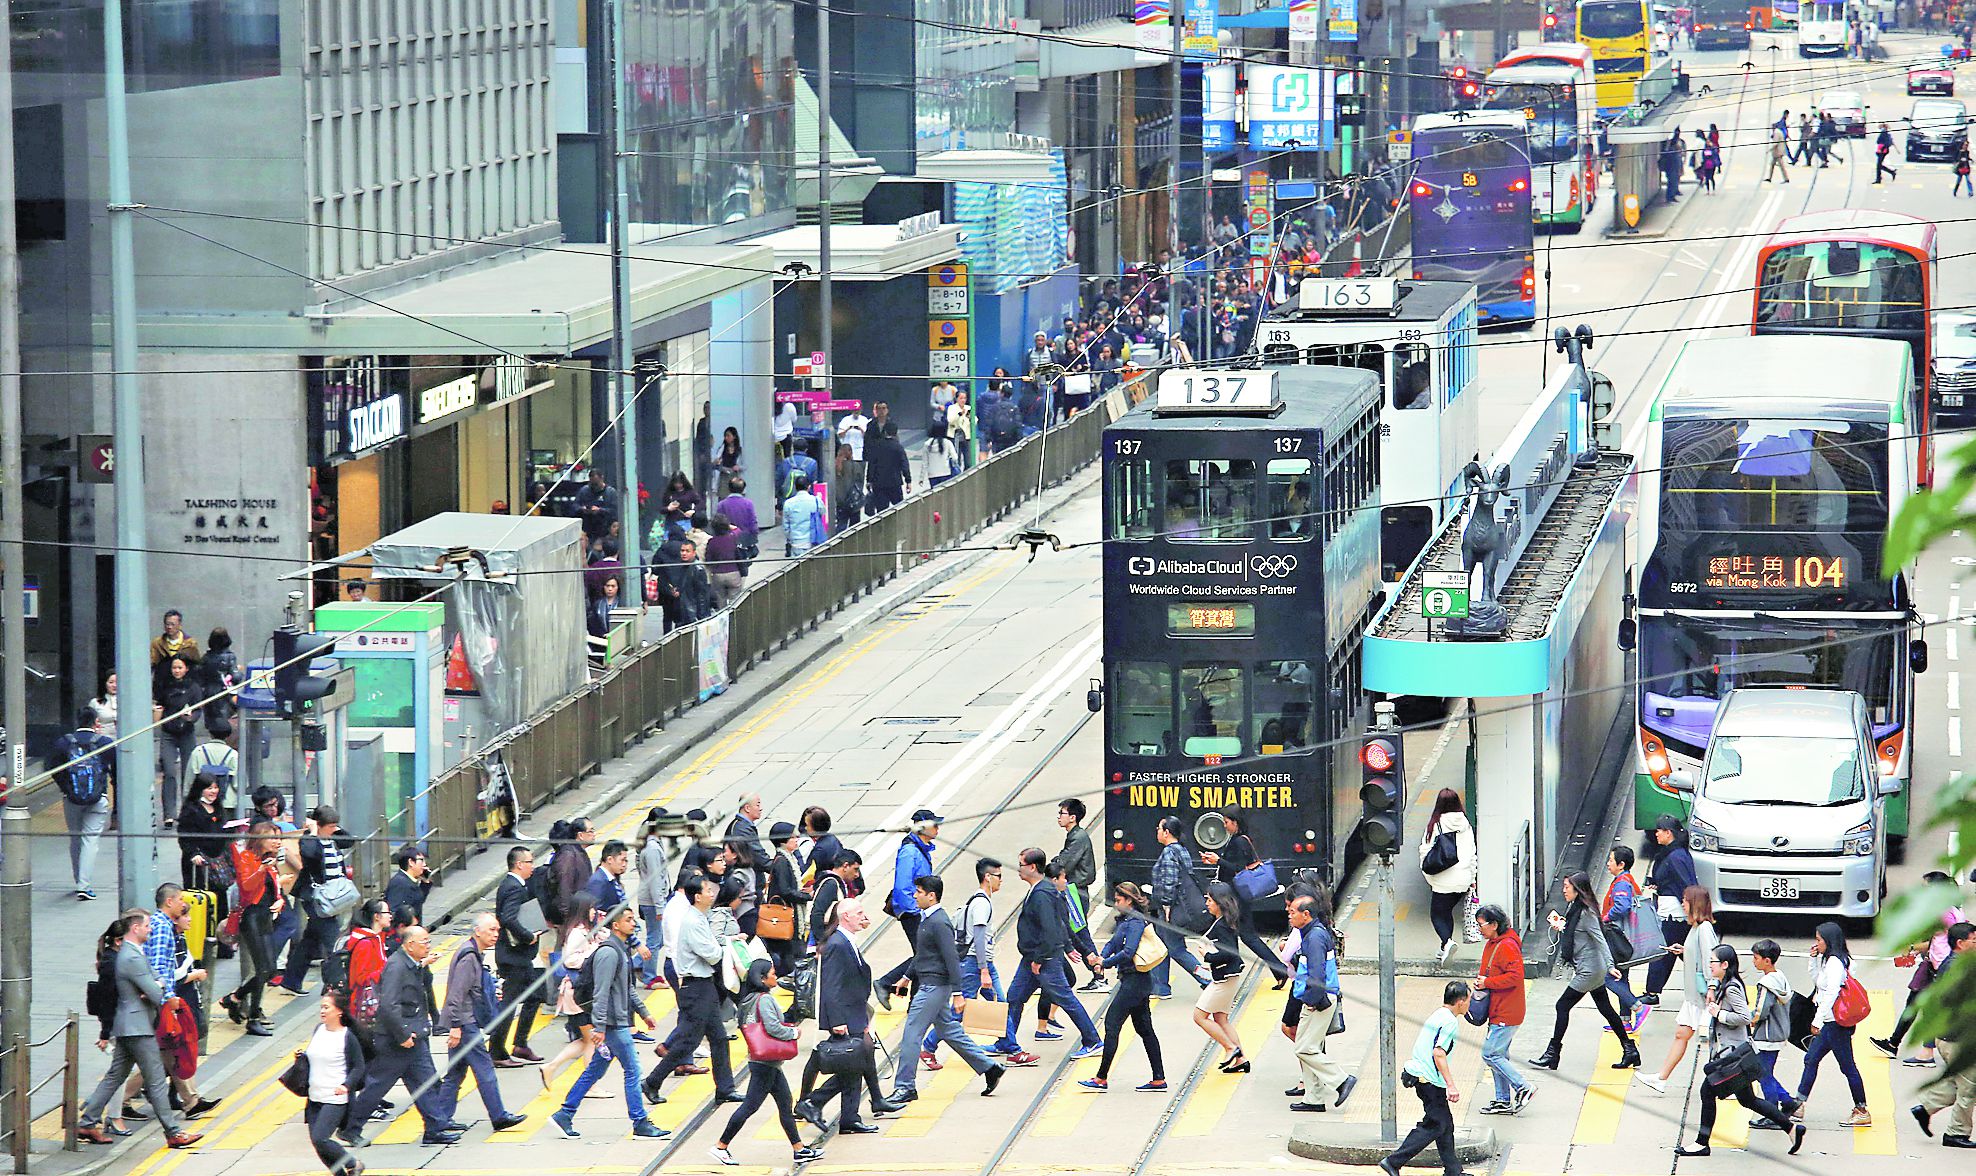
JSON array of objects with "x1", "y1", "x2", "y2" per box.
[
  {"x1": 1795, "y1": 921, "x2": 1872, "y2": 1126},
  {"x1": 1529, "y1": 871, "x2": 1639, "y2": 1071},
  {"x1": 1199, "y1": 812, "x2": 1289, "y2": 982},
  {"x1": 218, "y1": 822, "x2": 284, "y2": 1037},
  {"x1": 1640, "y1": 815, "x2": 1698, "y2": 1003},
  {"x1": 1473, "y1": 904, "x2": 1534, "y2": 1114},
  {"x1": 713, "y1": 959, "x2": 822, "y2": 1167},
  {"x1": 1637, "y1": 885, "x2": 1719, "y2": 1095},
  {"x1": 1676, "y1": 945, "x2": 1805, "y2": 1156},
  {"x1": 1078, "y1": 882, "x2": 1167, "y2": 1092},
  {"x1": 1194, "y1": 882, "x2": 1254, "y2": 1073},
  {"x1": 1417, "y1": 790, "x2": 1477, "y2": 964},
  {"x1": 298, "y1": 990, "x2": 367, "y2": 1176},
  {"x1": 1871, "y1": 870, "x2": 1964, "y2": 1064}
]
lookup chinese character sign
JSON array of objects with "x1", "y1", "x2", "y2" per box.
[
  {"x1": 1184, "y1": 0, "x2": 1219, "y2": 59},
  {"x1": 1202, "y1": 64, "x2": 1238, "y2": 152},
  {"x1": 1288, "y1": 0, "x2": 1319, "y2": 44},
  {"x1": 1329, "y1": 0, "x2": 1359, "y2": 42},
  {"x1": 1245, "y1": 65, "x2": 1333, "y2": 151}
]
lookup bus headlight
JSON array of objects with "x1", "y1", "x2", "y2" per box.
[
  {"x1": 1640, "y1": 728, "x2": 1674, "y2": 791},
  {"x1": 1690, "y1": 816, "x2": 1720, "y2": 853},
  {"x1": 1841, "y1": 821, "x2": 1874, "y2": 856},
  {"x1": 1875, "y1": 730, "x2": 1903, "y2": 777}
]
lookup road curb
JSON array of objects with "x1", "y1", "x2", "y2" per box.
[{"x1": 1288, "y1": 1124, "x2": 1497, "y2": 1166}]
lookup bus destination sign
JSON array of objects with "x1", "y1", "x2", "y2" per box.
[{"x1": 1698, "y1": 553, "x2": 1848, "y2": 592}]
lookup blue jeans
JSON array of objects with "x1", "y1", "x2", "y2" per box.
[
  {"x1": 894, "y1": 984, "x2": 992, "y2": 1093},
  {"x1": 1481, "y1": 1023, "x2": 1530, "y2": 1104},
  {"x1": 1797, "y1": 1022, "x2": 1867, "y2": 1106},
  {"x1": 926, "y1": 957, "x2": 1001, "y2": 1052},
  {"x1": 1151, "y1": 918, "x2": 1204, "y2": 999},
  {"x1": 637, "y1": 904, "x2": 661, "y2": 981},
  {"x1": 993, "y1": 958, "x2": 1099, "y2": 1052},
  {"x1": 562, "y1": 1025, "x2": 650, "y2": 1121},
  {"x1": 437, "y1": 1036, "x2": 512, "y2": 1121},
  {"x1": 1756, "y1": 1047, "x2": 1791, "y2": 1105},
  {"x1": 1605, "y1": 973, "x2": 1638, "y2": 1013}
]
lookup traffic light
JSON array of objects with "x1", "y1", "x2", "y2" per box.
[
  {"x1": 272, "y1": 625, "x2": 339, "y2": 718},
  {"x1": 1359, "y1": 727, "x2": 1404, "y2": 854}
]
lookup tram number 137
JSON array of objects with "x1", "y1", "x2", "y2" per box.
[{"x1": 1154, "y1": 368, "x2": 1280, "y2": 414}]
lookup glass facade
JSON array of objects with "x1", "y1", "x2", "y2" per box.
[
  {"x1": 623, "y1": 0, "x2": 795, "y2": 229},
  {"x1": 914, "y1": 0, "x2": 1018, "y2": 154},
  {"x1": 12, "y1": 0, "x2": 280, "y2": 97}
]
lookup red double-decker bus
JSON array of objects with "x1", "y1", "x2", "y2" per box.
[{"x1": 1753, "y1": 210, "x2": 1939, "y2": 485}]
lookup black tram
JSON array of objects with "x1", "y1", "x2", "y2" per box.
[{"x1": 1098, "y1": 365, "x2": 1383, "y2": 889}]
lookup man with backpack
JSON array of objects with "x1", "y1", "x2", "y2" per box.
[
  {"x1": 550, "y1": 905, "x2": 668, "y2": 1138},
  {"x1": 183, "y1": 716, "x2": 238, "y2": 808},
  {"x1": 1148, "y1": 817, "x2": 1209, "y2": 999},
  {"x1": 51, "y1": 704, "x2": 114, "y2": 900}
]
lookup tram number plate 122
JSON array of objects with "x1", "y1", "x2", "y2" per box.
[{"x1": 1760, "y1": 877, "x2": 1799, "y2": 901}]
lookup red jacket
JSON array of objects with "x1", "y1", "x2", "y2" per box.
[
  {"x1": 1478, "y1": 929, "x2": 1527, "y2": 1026},
  {"x1": 347, "y1": 927, "x2": 388, "y2": 990}
]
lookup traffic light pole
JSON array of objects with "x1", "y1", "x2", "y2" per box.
[{"x1": 1377, "y1": 850, "x2": 1399, "y2": 1145}]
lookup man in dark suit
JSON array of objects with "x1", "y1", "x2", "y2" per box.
[
  {"x1": 76, "y1": 911, "x2": 200, "y2": 1147},
  {"x1": 342, "y1": 925, "x2": 459, "y2": 1145},
  {"x1": 889, "y1": 876, "x2": 1003, "y2": 1100},
  {"x1": 491, "y1": 846, "x2": 546, "y2": 1065},
  {"x1": 435, "y1": 913, "x2": 527, "y2": 1132},
  {"x1": 384, "y1": 844, "x2": 431, "y2": 926},
  {"x1": 794, "y1": 897, "x2": 899, "y2": 1133}
]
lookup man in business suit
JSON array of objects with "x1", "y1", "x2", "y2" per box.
[
  {"x1": 888, "y1": 876, "x2": 1004, "y2": 1101},
  {"x1": 795, "y1": 897, "x2": 901, "y2": 1133},
  {"x1": 341, "y1": 925, "x2": 460, "y2": 1146},
  {"x1": 490, "y1": 845, "x2": 546, "y2": 1065},
  {"x1": 436, "y1": 913, "x2": 528, "y2": 1132},
  {"x1": 77, "y1": 911, "x2": 201, "y2": 1147}
]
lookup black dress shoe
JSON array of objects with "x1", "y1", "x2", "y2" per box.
[
  {"x1": 983, "y1": 1065, "x2": 1005, "y2": 1096},
  {"x1": 870, "y1": 1097, "x2": 907, "y2": 1115},
  {"x1": 420, "y1": 1131, "x2": 465, "y2": 1146},
  {"x1": 1914, "y1": 1104, "x2": 1936, "y2": 1137},
  {"x1": 838, "y1": 1121, "x2": 881, "y2": 1135},
  {"x1": 1288, "y1": 1101, "x2": 1329, "y2": 1112},
  {"x1": 794, "y1": 1100, "x2": 828, "y2": 1132},
  {"x1": 1334, "y1": 1075, "x2": 1358, "y2": 1107},
  {"x1": 1945, "y1": 1135, "x2": 1976, "y2": 1149},
  {"x1": 491, "y1": 1114, "x2": 528, "y2": 1131}
]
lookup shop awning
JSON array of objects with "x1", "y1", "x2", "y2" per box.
[
  {"x1": 792, "y1": 75, "x2": 883, "y2": 208},
  {"x1": 753, "y1": 221, "x2": 962, "y2": 282},
  {"x1": 1031, "y1": 17, "x2": 1165, "y2": 77},
  {"x1": 139, "y1": 240, "x2": 778, "y2": 356}
]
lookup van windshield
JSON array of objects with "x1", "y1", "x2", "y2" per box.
[{"x1": 1703, "y1": 736, "x2": 1863, "y2": 805}]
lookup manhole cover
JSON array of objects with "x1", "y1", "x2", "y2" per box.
[{"x1": 879, "y1": 716, "x2": 950, "y2": 726}]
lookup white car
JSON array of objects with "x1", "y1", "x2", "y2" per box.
[{"x1": 1933, "y1": 311, "x2": 1976, "y2": 423}]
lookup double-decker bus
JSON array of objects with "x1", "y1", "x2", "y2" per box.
[
  {"x1": 1692, "y1": 0, "x2": 1755, "y2": 46},
  {"x1": 1409, "y1": 113, "x2": 1536, "y2": 325},
  {"x1": 1797, "y1": 0, "x2": 1846, "y2": 52},
  {"x1": 1627, "y1": 337, "x2": 1923, "y2": 861},
  {"x1": 1576, "y1": 0, "x2": 1653, "y2": 114},
  {"x1": 1099, "y1": 364, "x2": 1382, "y2": 890},
  {"x1": 1258, "y1": 278, "x2": 1481, "y2": 590},
  {"x1": 1753, "y1": 210, "x2": 1939, "y2": 483},
  {"x1": 1481, "y1": 58, "x2": 1601, "y2": 230}
]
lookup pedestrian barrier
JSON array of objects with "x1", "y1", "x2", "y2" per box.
[
  {"x1": 0, "y1": 1013, "x2": 79, "y2": 1172},
  {"x1": 350, "y1": 381, "x2": 1128, "y2": 891}
]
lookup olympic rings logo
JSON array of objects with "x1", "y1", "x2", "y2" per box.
[{"x1": 1249, "y1": 554, "x2": 1299, "y2": 578}]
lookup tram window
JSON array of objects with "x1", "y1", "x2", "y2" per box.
[
  {"x1": 1165, "y1": 459, "x2": 1259, "y2": 540},
  {"x1": 1254, "y1": 660, "x2": 1317, "y2": 754},
  {"x1": 1107, "y1": 457, "x2": 1159, "y2": 540},
  {"x1": 1392, "y1": 343, "x2": 1432, "y2": 410},
  {"x1": 1309, "y1": 342, "x2": 1385, "y2": 383},
  {"x1": 1180, "y1": 665, "x2": 1246, "y2": 757},
  {"x1": 1381, "y1": 506, "x2": 1434, "y2": 581},
  {"x1": 1110, "y1": 661, "x2": 1173, "y2": 756},
  {"x1": 1262, "y1": 343, "x2": 1299, "y2": 365},
  {"x1": 1267, "y1": 459, "x2": 1316, "y2": 540}
]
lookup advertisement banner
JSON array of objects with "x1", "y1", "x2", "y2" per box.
[
  {"x1": 1247, "y1": 171, "x2": 1273, "y2": 257},
  {"x1": 1329, "y1": 0, "x2": 1358, "y2": 42},
  {"x1": 697, "y1": 610, "x2": 731, "y2": 700},
  {"x1": 1135, "y1": 0, "x2": 1170, "y2": 51},
  {"x1": 1202, "y1": 64, "x2": 1238, "y2": 153},
  {"x1": 1288, "y1": 0, "x2": 1319, "y2": 44},
  {"x1": 1183, "y1": 0, "x2": 1219, "y2": 59},
  {"x1": 1245, "y1": 65, "x2": 1333, "y2": 152}
]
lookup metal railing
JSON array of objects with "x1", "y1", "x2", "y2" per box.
[
  {"x1": 0, "y1": 1014, "x2": 79, "y2": 1172},
  {"x1": 362, "y1": 391, "x2": 1120, "y2": 890}
]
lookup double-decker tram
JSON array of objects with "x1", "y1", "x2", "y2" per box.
[
  {"x1": 1627, "y1": 337, "x2": 1924, "y2": 852},
  {"x1": 1753, "y1": 210, "x2": 1939, "y2": 482},
  {"x1": 1099, "y1": 365, "x2": 1383, "y2": 889},
  {"x1": 1256, "y1": 277, "x2": 1480, "y2": 590}
]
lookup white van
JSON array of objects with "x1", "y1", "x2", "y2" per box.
[{"x1": 1670, "y1": 688, "x2": 1897, "y2": 919}]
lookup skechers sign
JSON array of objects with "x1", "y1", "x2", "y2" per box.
[
  {"x1": 1246, "y1": 66, "x2": 1333, "y2": 152},
  {"x1": 419, "y1": 374, "x2": 478, "y2": 424},
  {"x1": 346, "y1": 394, "x2": 404, "y2": 455}
]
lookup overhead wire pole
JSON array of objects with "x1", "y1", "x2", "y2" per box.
[
  {"x1": 0, "y1": 0, "x2": 30, "y2": 1157},
  {"x1": 607, "y1": 0, "x2": 643, "y2": 570},
  {"x1": 818, "y1": 0, "x2": 835, "y2": 436},
  {"x1": 104, "y1": 0, "x2": 158, "y2": 909},
  {"x1": 1169, "y1": 1, "x2": 1183, "y2": 278}
]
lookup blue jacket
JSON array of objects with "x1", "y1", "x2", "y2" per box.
[
  {"x1": 890, "y1": 835, "x2": 936, "y2": 916},
  {"x1": 1290, "y1": 921, "x2": 1339, "y2": 1007}
]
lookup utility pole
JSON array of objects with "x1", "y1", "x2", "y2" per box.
[
  {"x1": 1168, "y1": 3, "x2": 1182, "y2": 271},
  {"x1": 0, "y1": 0, "x2": 30, "y2": 1156},
  {"x1": 1373, "y1": 702, "x2": 1400, "y2": 1145},
  {"x1": 104, "y1": 0, "x2": 158, "y2": 909},
  {"x1": 605, "y1": 0, "x2": 642, "y2": 572},
  {"x1": 817, "y1": 0, "x2": 835, "y2": 436}
]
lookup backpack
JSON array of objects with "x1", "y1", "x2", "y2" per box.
[
  {"x1": 1171, "y1": 865, "x2": 1211, "y2": 934},
  {"x1": 988, "y1": 397, "x2": 1021, "y2": 442},
  {"x1": 570, "y1": 942, "x2": 604, "y2": 1010},
  {"x1": 322, "y1": 940, "x2": 352, "y2": 993},
  {"x1": 954, "y1": 892, "x2": 990, "y2": 957},
  {"x1": 55, "y1": 739, "x2": 109, "y2": 807},
  {"x1": 85, "y1": 952, "x2": 117, "y2": 1020}
]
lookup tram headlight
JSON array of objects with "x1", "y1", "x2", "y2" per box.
[
  {"x1": 1875, "y1": 730, "x2": 1904, "y2": 777},
  {"x1": 1841, "y1": 821, "x2": 1874, "y2": 856},
  {"x1": 1689, "y1": 816, "x2": 1720, "y2": 854},
  {"x1": 1194, "y1": 812, "x2": 1232, "y2": 851}
]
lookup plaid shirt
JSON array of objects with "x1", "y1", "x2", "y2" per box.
[
  {"x1": 1151, "y1": 841, "x2": 1193, "y2": 907},
  {"x1": 144, "y1": 910, "x2": 177, "y2": 988}
]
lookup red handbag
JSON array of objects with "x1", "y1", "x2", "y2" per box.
[
  {"x1": 741, "y1": 1018, "x2": 798, "y2": 1062},
  {"x1": 1832, "y1": 975, "x2": 1872, "y2": 1028}
]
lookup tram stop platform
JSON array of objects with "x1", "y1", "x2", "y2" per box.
[{"x1": 1362, "y1": 339, "x2": 1636, "y2": 933}]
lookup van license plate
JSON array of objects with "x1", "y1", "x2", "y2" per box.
[
  {"x1": 1761, "y1": 877, "x2": 1799, "y2": 900},
  {"x1": 1945, "y1": 394, "x2": 1964, "y2": 407}
]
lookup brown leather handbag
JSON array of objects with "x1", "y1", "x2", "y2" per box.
[{"x1": 757, "y1": 898, "x2": 796, "y2": 941}]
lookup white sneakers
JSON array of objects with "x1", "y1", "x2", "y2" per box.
[{"x1": 1638, "y1": 1074, "x2": 1668, "y2": 1095}]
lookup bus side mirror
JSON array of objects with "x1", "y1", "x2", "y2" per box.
[
  {"x1": 1618, "y1": 617, "x2": 1637, "y2": 652},
  {"x1": 1911, "y1": 639, "x2": 1929, "y2": 674},
  {"x1": 1669, "y1": 769, "x2": 1696, "y2": 794},
  {"x1": 1087, "y1": 678, "x2": 1104, "y2": 713}
]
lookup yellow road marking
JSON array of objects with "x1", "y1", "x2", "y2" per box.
[
  {"x1": 880, "y1": 1036, "x2": 980, "y2": 1139},
  {"x1": 1572, "y1": 1026, "x2": 1633, "y2": 1145},
  {"x1": 1854, "y1": 988, "x2": 1898, "y2": 1155},
  {"x1": 508, "y1": 985, "x2": 680, "y2": 1140},
  {"x1": 1172, "y1": 970, "x2": 1285, "y2": 1137}
]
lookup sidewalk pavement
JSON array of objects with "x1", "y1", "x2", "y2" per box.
[{"x1": 17, "y1": 454, "x2": 1100, "y2": 1174}]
